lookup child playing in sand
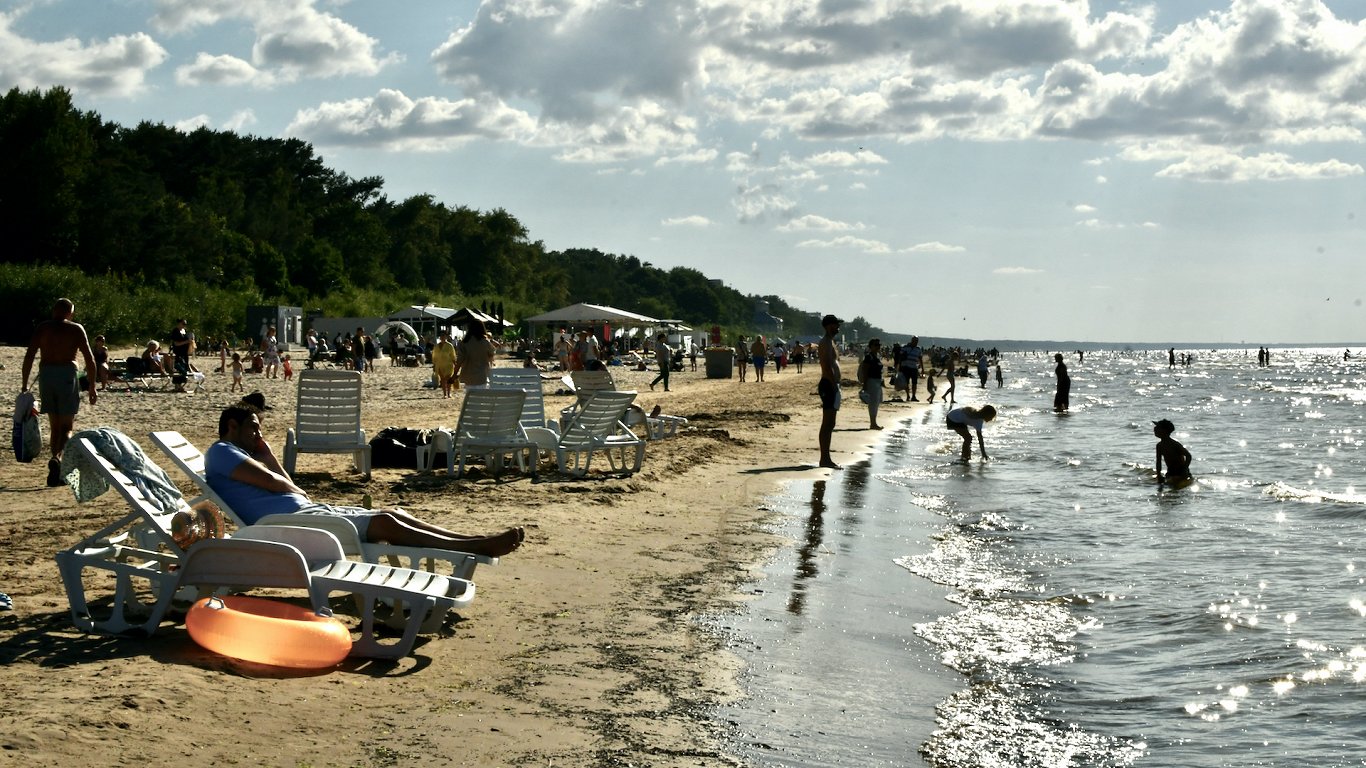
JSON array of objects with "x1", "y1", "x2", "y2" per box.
[
  {"x1": 230, "y1": 352, "x2": 245, "y2": 393},
  {"x1": 1153, "y1": 418, "x2": 1192, "y2": 484},
  {"x1": 282, "y1": 354, "x2": 293, "y2": 381}
]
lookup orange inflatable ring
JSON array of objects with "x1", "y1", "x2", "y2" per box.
[{"x1": 186, "y1": 595, "x2": 351, "y2": 669}]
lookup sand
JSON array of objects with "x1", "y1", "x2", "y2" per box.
[{"x1": 0, "y1": 345, "x2": 922, "y2": 766}]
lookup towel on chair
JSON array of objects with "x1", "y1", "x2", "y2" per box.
[{"x1": 61, "y1": 427, "x2": 184, "y2": 512}]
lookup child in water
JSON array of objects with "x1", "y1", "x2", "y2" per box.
[
  {"x1": 1153, "y1": 418, "x2": 1192, "y2": 484},
  {"x1": 926, "y1": 368, "x2": 938, "y2": 403}
]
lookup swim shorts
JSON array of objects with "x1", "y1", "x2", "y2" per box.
[
  {"x1": 38, "y1": 364, "x2": 81, "y2": 416},
  {"x1": 818, "y1": 378, "x2": 841, "y2": 411},
  {"x1": 296, "y1": 503, "x2": 378, "y2": 540},
  {"x1": 752, "y1": 355, "x2": 767, "y2": 368}
]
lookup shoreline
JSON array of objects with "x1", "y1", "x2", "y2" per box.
[{"x1": 0, "y1": 346, "x2": 937, "y2": 766}]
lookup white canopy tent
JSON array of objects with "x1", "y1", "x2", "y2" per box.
[{"x1": 523, "y1": 302, "x2": 660, "y2": 328}]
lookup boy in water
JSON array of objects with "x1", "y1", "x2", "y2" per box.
[{"x1": 1153, "y1": 419, "x2": 1192, "y2": 484}]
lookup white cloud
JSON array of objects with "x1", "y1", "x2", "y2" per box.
[
  {"x1": 153, "y1": 0, "x2": 396, "y2": 82},
  {"x1": 175, "y1": 53, "x2": 272, "y2": 87},
  {"x1": 902, "y1": 241, "x2": 966, "y2": 253},
  {"x1": 662, "y1": 215, "x2": 711, "y2": 227},
  {"x1": 1121, "y1": 143, "x2": 1364, "y2": 182},
  {"x1": 655, "y1": 148, "x2": 719, "y2": 166},
  {"x1": 223, "y1": 109, "x2": 258, "y2": 132},
  {"x1": 995, "y1": 266, "x2": 1044, "y2": 275},
  {"x1": 0, "y1": 9, "x2": 167, "y2": 97},
  {"x1": 1074, "y1": 203, "x2": 1097, "y2": 213},
  {"x1": 777, "y1": 214, "x2": 865, "y2": 233},
  {"x1": 796, "y1": 235, "x2": 891, "y2": 253},
  {"x1": 287, "y1": 89, "x2": 537, "y2": 150},
  {"x1": 173, "y1": 114, "x2": 211, "y2": 132}
]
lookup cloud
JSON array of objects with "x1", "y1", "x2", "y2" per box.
[
  {"x1": 286, "y1": 89, "x2": 537, "y2": 150},
  {"x1": 902, "y1": 241, "x2": 966, "y2": 253},
  {"x1": 662, "y1": 215, "x2": 711, "y2": 227},
  {"x1": 0, "y1": 9, "x2": 167, "y2": 97},
  {"x1": 655, "y1": 148, "x2": 719, "y2": 166},
  {"x1": 1121, "y1": 143, "x2": 1363, "y2": 182},
  {"x1": 152, "y1": 0, "x2": 396, "y2": 81},
  {"x1": 777, "y1": 214, "x2": 865, "y2": 233},
  {"x1": 796, "y1": 235, "x2": 891, "y2": 253},
  {"x1": 175, "y1": 53, "x2": 272, "y2": 87},
  {"x1": 995, "y1": 266, "x2": 1044, "y2": 275},
  {"x1": 431, "y1": 0, "x2": 704, "y2": 124},
  {"x1": 174, "y1": 114, "x2": 211, "y2": 132},
  {"x1": 1074, "y1": 203, "x2": 1096, "y2": 213}
]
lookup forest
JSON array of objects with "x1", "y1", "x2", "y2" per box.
[{"x1": 0, "y1": 86, "x2": 882, "y2": 346}]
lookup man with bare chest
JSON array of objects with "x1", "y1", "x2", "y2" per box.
[{"x1": 21, "y1": 298, "x2": 98, "y2": 486}]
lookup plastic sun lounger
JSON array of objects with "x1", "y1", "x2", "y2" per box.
[{"x1": 58, "y1": 434, "x2": 471, "y2": 657}]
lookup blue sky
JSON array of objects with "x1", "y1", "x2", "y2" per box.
[{"x1": 4, "y1": 0, "x2": 1365, "y2": 344}]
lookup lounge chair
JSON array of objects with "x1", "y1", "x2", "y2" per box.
[
  {"x1": 56, "y1": 435, "x2": 471, "y2": 657},
  {"x1": 488, "y1": 368, "x2": 551, "y2": 430},
  {"x1": 149, "y1": 430, "x2": 495, "y2": 585},
  {"x1": 559, "y1": 368, "x2": 688, "y2": 440},
  {"x1": 445, "y1": 388, "x2": 538, "y2": 479},
  {"x1": 554, "y1": 390, "x2": 646, "y2": 477},
  {"x1": 284, "y1": 369, "x2": 371, "y2": 480}
]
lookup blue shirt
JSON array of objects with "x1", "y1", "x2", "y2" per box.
[{"x1": 204, "y1": 440, "x2": 309, "y2": 524}]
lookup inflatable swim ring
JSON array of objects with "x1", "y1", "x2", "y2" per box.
[{"x1": 186, "y1": 595, "x2": 351, "y2": 669}]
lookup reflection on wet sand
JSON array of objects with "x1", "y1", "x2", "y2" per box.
[{"x1": 787, "y1": 480, "x2": 827, "y2": 615}]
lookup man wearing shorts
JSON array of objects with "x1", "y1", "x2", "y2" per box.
[
  {"x1": 903, "y1": 336, "x2": 923, "y2": 401},
  {"x1": 21, "y1": 298, "x2": 98, "y2": 486},
  {"x1": 817, "y1": 314, "x2": 843, "y2": 469},
  {"x1": 205, "y1": 405, "x2": 522, "y2": 557}
]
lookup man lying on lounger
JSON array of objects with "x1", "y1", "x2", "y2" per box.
[{"x1": 206, "y1": 405, "x2": 523, "y2": 558}]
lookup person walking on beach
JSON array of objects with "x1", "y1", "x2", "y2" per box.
[
  {"x1": 946, "y1": 405, "x2": 996, "y2": 462},
  {"x1": 942, "y1": 358, "x2": 957, "y2": 405},
  {"x1": 858, "y1": 338, "x2": 885, "y2": 430},
  {"x1": 650, "y1": 333, "x2": 672, "y2": 392},
  {"x1": 735, "y1": 336, "x2": 748, "y2": 382},
  {"x1": 995, "y1": 360, "x2": 1004, "y2": 388},
  {"x1": 1054, "y1": 353, "x2": 1071, "y2": 412},
  {"x1": 925, "y1": 368, "x2": 938, "y2": 403},
  {"x1": 977, "y1": 352, "x2": 990, "y2": 388},
  {"x1": 1153, "y1": 418, "x2": 1192, "y2": 485},
  {"x1": 21, "y1": 298, "x2": 98, "y2": 486},
  {"x1": 817, "y1": 315, "x2": 843, "y2": 469},
  {"x1": 431, "y1": 330, "x2": 457, "y2": 398},
  {"x1": 751, "y1": 336, "x2": 768, "y2": 382}
]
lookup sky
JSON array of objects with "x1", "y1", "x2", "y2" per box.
[{"x1": 3, "y1": 0, "x2": 1365, "y2": 344}]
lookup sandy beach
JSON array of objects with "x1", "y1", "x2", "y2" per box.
[{"x1": 0, "y1": 345, "x2": 924, "y2": 767}]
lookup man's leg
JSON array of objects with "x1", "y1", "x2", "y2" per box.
[
  {"x1": 910, "y1": 368, "x2": 920, "y2": 400},
  {"x1": 818, "y1": 409, "x2": 839, "y2": 468},
  {"x1": 368, "y1": 510, "x2": 523, "y2": 558}
]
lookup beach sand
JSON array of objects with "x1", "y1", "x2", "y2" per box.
[{"x1": 0, "y1": 346, "x2": 926, "y2": 766}]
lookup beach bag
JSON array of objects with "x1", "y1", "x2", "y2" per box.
[
  {"x1": 369, "y1": 427, "x2": 431, "y2": 468},
  {"x1": 12, "y1": 391, "x2": 42, "y2": 463}
]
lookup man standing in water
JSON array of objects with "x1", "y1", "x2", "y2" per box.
[
  {"x1": 817, "y1": 314, "x2": 843, "y2": 469},
  {"x1": 21, "y1": 298, "x2": 98, "y2": 486}
]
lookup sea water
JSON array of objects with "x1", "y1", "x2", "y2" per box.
[{"x1": 712, "y1": 348, "x2": 1366, "y2": 767}]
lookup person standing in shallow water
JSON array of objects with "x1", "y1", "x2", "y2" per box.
[
  {"x1": 1054, "y1": 353, "x2": 1071, "y2": 412},
  {"x1": 1153, "y1": 418, "x2": 1192, "y2": 484},
  {"x1": 817, "y1": 315, "x2": 843, "y2": 469},
  {"x1": 946, "y1": 404, "x2": 996, "y2": 462},
  {"x1": 858, "y1": 338, "x2": 884, "y2": 430}
]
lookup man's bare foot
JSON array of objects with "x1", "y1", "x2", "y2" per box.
[
  {"x1": 870, "y1": 424, "x2": 882, "y2": 430},
  {"x1": 483, "y1": 527, "x2": 524, "y2": 557},
  {"x1": 819, "y1": 460, "x2": 842, "y2": 469}
]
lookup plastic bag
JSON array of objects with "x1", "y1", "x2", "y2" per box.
[{"x1": 12, "y1": 392, "x2": 42, "y2": 463}]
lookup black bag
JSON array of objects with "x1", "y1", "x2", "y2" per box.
[{"x1": 369, "y1": 427, "x2": 432, "y2": 468}]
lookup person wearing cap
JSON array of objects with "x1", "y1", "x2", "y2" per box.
[
  {"x1": 1152, "y1": 419, "x2": 1192, "y2": 484},
  {"x1": 817, "y1": 314, "x2": 843, "y2": 469}
]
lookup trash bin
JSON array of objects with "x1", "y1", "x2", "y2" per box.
[{"x1": 704, "y1": 347, "x2": 734, "y2": 379}]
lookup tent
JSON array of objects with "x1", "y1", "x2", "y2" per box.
[
  {"x1": 374, "y1": 320, "x2": 419, "y2": 344},
  {"x1": 523, "y1": 302, "x2": 660, "y2": 329}
]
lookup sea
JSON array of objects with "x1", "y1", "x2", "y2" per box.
[{"x1": 709, "y1": 347, "x2": 1366, "y2": 767}]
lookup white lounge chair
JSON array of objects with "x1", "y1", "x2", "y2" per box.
[
  {"x1": 447, "y1": 388, "x2": 538, "y2": 479},
  {"x1": 57, "y1": 436, "x2": 471, "y2": 657},
  {"x1": 284, "y1": 369, "x2": 371, "y2": 480},
  {"x1": 554, "y1": 390, "x2": 646, "y2": 477},
  {"x1": 559, "y1": 368, "x2": 688, "y2": 440},
  {"x1": 149, "y1": 430, "x2": 495, "y2": 585},
  {"x1": 488, "y1": 368, "x2": 550, "y2": 430}
]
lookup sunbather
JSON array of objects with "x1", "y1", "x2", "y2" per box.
[{"x1": 205, "y1": 405, "x2": 523, "y2": 558}]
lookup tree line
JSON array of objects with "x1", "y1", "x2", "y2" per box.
[{"x1": 0, "y1": 86, "x2": 880, "y2": 346}]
